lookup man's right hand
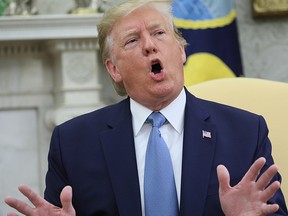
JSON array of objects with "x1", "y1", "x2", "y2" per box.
[{"x1": 4, "y1": 185, "x2": 76, "y2": 216}]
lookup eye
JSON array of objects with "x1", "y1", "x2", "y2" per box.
[
  {"x1": 124, "y1": 37, "x2": 138, "y2": 48},
  {"x1": 156, "y1": 30, "x2": 165, "y2": 35},
  {"x1": 153, "y1": 30, "x2": 166, "y2": 39},
  {"x1": 127, "y1": 38, "x2": 137, "y2": 44}
]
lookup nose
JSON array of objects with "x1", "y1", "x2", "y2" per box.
[{"x1": 142, "y1": 34, "x2": 157, "y2": 55}]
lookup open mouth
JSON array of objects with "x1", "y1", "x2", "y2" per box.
[{"x1": 151, "y1": 61, "x2": 162, "y2": 74}]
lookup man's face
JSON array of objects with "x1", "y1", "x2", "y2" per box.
[{"x1": 105, "y1": 5, "x2": 186, "y2": 110}]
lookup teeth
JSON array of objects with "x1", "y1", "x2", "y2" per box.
[{"x1": 151, "y1": 63, "x2": 162, "y2": 74}]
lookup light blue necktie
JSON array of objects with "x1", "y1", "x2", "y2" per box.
[{"x1": 144, "y1": 112, "x2": 179, "y2": 216}]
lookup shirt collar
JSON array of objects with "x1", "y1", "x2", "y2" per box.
[{"x1": 130, "y1": 88, "x2": 186, "y2": 136}]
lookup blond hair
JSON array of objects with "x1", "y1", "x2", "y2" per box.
[{"x1": 97, "y1": 0, "x2": 187, "y2": 96}]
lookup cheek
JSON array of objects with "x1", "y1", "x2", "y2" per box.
[{"x1": 122, "y1": 72, "x2": 138, "y2": 85}]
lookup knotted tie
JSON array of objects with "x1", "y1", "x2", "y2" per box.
[{"x1": 144, "y1": 112, "x2": 179, "y2": 216}]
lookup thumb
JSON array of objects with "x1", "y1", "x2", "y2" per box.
[
  {"x1": 217, "y1": 164, "x2": 231, "y2": 194},
  {"x1": 60, "y1": 186, "x2": 75, "y2": 215}
]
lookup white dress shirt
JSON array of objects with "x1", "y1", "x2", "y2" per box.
[{"x1": 130, "y1": 88, "x2": 186, "y2": 216}]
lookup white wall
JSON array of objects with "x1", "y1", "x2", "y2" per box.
[
  {"x1": 0, "y1": 110, "x2": 40, "y2": 215},
  {"x1": 236, "y1": 0, "x2": 288, "y2": 82}
]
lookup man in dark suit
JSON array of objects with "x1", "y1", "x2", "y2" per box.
[{"x1": 5, "y1": 0, "x2": 288, "y2": 215}]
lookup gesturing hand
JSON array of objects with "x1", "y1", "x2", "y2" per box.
[
  {"x1": 5, "y1": 185, "x2": 76, "y2": 216},
  {"x1": 217, "y1": 157, "x2": 280, "y2": 216}
]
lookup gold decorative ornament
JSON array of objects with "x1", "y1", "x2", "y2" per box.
[
  {"x1": 253, "y1": 0, "x2": 288, "y2": 17},
  {"x1": 69, "y1": 0, "x2": 103, "y2": 14}
]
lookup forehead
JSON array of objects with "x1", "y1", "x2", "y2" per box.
[{"x1": 111, "y1": 6, "x2": 170, "y2": 35}]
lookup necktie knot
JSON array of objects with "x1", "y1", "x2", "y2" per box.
[{"x1": 147, "y1": 112, "x2": 166, "y2": 128}]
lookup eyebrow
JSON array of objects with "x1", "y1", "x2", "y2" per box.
[
  {"x1": 121, "y1": 22, "x2": 166, "y2": 39},
  {"x1": 120, "y1": 28, "x2": 139, "y2": 41}
]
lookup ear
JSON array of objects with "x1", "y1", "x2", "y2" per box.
[
  {"x1": 179, "y1": 43, "x2": 186, "y2": 64},
  {"x1": 105, "y1": 59, "x2": 123, "y2": 83}
]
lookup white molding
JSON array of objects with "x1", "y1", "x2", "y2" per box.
[
  {"x1": 0, "y1": 14, "x2": 102, "y2": 41},
  {"x1": 0, "y1": 13, "x2": 106, "y2": 127}
]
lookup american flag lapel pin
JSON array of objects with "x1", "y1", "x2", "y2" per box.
[{"x1": 202, "y1": 130, "x2": 211, "y2": 139}]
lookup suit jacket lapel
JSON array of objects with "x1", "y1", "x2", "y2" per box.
[
  {"x1": 180, "y1": 91, "x2": 217, "y2": 216},
  {"x1": 100, "y1": 99, "x2": 142, "y2": 216}
]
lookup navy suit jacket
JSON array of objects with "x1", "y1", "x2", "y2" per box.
[{"x1": 44, "y1": 89, "x2": 287, "y2": 215}]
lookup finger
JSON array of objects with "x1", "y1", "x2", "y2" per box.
[
  {"x1": 4, "y1": 196, "x2": 33, "y2": 215},
  {"x1": 241, "y1": 157, "x2": 266, "y2": 182},
  {"x1": 262, "y1": 203, "x2": 279, "y2": 214},
  {"x1": 7, "y1": 212, "x2": 18, "y2": 216},
  {"x1": 217, "y1": 165, "x2": 231, "y2": 193},
  {"x1": 18, "y1": 184, "x2": 46, "y2": 207},
  {"x1": 262, "y1": 181, "x2": 281, "y2": 201},
  {"x1": 256, "y1": 164, "x2": 278, "y2": 190},
  {"x1": 60, "y1": 186, "x2": 75, "y2": 214}
]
